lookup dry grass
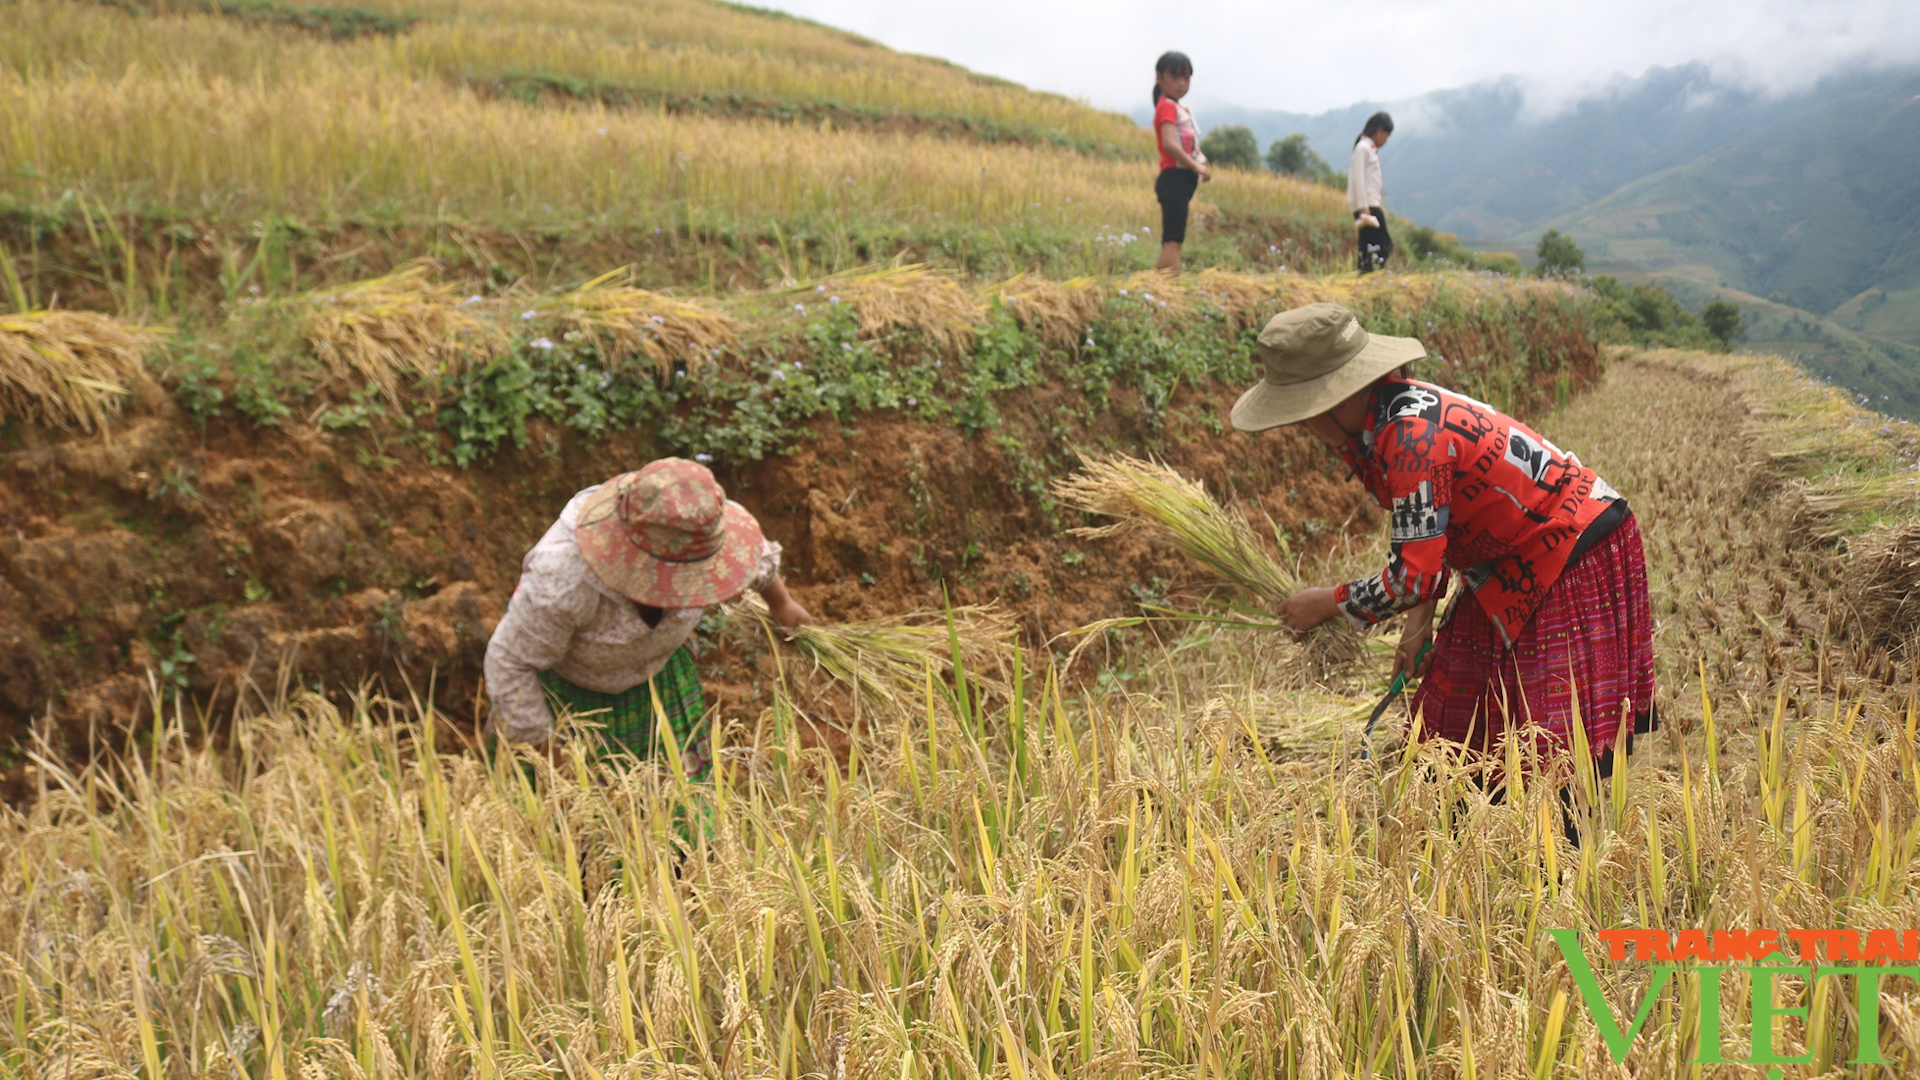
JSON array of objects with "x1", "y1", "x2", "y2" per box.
[
  {"x1": 0, "y1": 308, "x2": 158, "y2": 431},
  {"x1": 551, "y1": 269, "x2": 741, "y2": 376}
]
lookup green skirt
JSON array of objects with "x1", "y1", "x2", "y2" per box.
[{"x1": 539, "y1": 645, "x2": 712, "y2": 782}]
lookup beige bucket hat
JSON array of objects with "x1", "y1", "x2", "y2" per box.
[{"x1": 1229, "y1": 302, "x2": 1427, "y2": 431}]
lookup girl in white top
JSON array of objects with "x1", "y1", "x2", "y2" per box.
[{"x1": 1347, "y1": 111, "x2": 1394, "y2": 273}]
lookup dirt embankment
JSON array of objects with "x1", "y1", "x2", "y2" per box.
[{"x1": 0, "y1": 371, "x2": 1372, "y2": 757}]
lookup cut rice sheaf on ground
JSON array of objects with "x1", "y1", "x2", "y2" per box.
[
  {"x1": 0, "y1": 309, "x2": 158, "y2": 432},
  {"x1": 553, "y1": 268, "x2": 742, "y2": 376},
  {"x1": 296, "y1": 262, "x2": 499, "y2": 400},
  {"x1": 816, "y1": 265, "x2": 984, "y2": 353},
  {"x1": 977, "y1": 273, "x2": 1104, "y2": 349}
]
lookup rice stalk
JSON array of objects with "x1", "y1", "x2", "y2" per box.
[
  {"x1": 1843, "y1": 519, "x2": 1920, "y2": 646},
  {"x1": 551, "y1": 268, "x2": 741, "y2": 376},
  {"x1": 0, "y1": 309, "x2": 159, "y2": 432},
  {"x1": 295, "y1": 261, "x2": 499, "y2": 400},
  {"x1": 732, "y1": 592, "x2": 1016, "y2": 707},
  {"x1": 1788, "y1": 473, "x2": 1920, "y2": 542}
]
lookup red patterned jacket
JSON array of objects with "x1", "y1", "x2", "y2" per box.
[{"x1": 1332, "y1": 376, "x2": 1623, "y2": 644}]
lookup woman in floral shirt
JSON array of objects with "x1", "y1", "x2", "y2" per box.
[{"x1": 1233, "y1": 303, "x2": 1655, "y2": 767}]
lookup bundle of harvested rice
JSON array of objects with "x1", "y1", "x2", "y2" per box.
[
  {"x1": 1787, "y1": 473, "x2": 1920, "y2": 543},
  {"x1": 1053, "y1": 454, "x2": 1302, "y2": 603},
  {"x1": 978, "y1": 273, "x2": 1105, "y2": 349},
  {"x1": 1052, "y1": 455, "x2": 1364, "y2": 666},
  {"x1": 0, "y1": 309, "x2": 159, "y2": 432},
  {"x1": 1248, "y1": 691, "x2": 1384, "y2": 758},
  {"x1": 554, "y1": 268, "x2": 741, "y2": 375},
  {"x1": 297, "y1": 263, "x2": 497, "y2": 400},
  {"x1": 811, "y1": 265, "x2": 984, "y2": 353},
  {"x1": 1116, "y1": 270, "x2": 1192, "y2": 322},
  {"x1": 1188, "y1": 269, "x2": 1285, "y2": 330},
  {"x1": 1844, "y1": 519, "x2": 1920, "y2": 646},
  {"x1": 733, "y1": 592, "x2": 1017, "y2": 708}
]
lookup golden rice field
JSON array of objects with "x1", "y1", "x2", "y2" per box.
[
  {"x1": 9, "y1": 350, "x2": 1920, "y2": 1078},
  {"x1": 0, "y1": 0, "x2": 1321, "y2": 239},
  {"x1": 0, "y1": 62, "x2": 1338, "y2": 232},
  {"x1": 4, "y1": 0, "x2": 1140, "y2": 146}
]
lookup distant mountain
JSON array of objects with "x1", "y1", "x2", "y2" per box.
[
  {"x1": 1147, "y1": 64, "x2": 1903, "y2": 242},
  {"x1": 1549, "y1": 70, "x2": 1920, "y2": 332}
]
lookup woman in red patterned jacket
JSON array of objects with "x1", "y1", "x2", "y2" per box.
[{"x1": 1232, "y1": 302, "x2": 1655, "y2": 769}]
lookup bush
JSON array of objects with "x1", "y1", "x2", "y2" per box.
[
  {"x1": 1198, "y1": 125, "x2": 1260, "y2": 171},
  {"x1": 1401, "y1": 224, "x2": 1521, "y2": 274},
  {"x1": 1588, "y1": 276, "x2": 1723, "y2": 351},
  {"x1": 1535, "y1": 229, "x2": 1586, "y2": 277},
  {"x1": 1264, "y1": 134, "x2": 1336, "y2": 185},
  {"x1": 1702, "y1": 300, "x2": 1744, "y2": 345}
]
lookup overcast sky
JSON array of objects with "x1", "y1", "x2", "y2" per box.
[{"x1": 757, "y1": 0, "x2": 1920, "y2": 116}]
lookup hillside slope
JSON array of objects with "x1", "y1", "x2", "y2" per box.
[
  {"x1": 1549, "y1": 70, "x2": 1920, "y2": 339},
  {"x1": 2, "y1": 0, "x2": 1355, "y2": 295}
]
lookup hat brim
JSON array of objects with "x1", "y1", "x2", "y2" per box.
[
  {"x1": 574, "y1": 488, "x2": 765, "y2": 607},
  {"x1": 1229, "y1": 332, "x2": 1427, "y2": 432}
]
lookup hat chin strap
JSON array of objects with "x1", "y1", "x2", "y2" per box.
[{"x1": 1324, "y1": 381, "x2": 1375, "y2": 446}]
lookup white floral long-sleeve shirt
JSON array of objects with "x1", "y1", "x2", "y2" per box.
[{"x1": 483, "y1": 486, "x2": 780, "y2": 744}]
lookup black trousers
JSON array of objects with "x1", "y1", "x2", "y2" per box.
[
  {"x1": 1156, "y1": 167, "x2": 1200, "y2": 244},
  {"x1": 1356, "y1": 206, "x2": 1392, "y2": 272}
]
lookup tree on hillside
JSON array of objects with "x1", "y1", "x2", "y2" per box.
[
  {"x1": 1199, "y1": 125, "x2": 1260, "y2": 171},
  {"x1": 1265, "y1": 134, "x2": 1335, "y2": 184},
  {"x1": 1535, "y1": 230, "x2": 1586, "y2": 277},
  {"x1": 1701, "y1": 300, "x2": 1743, "y2": 346}
]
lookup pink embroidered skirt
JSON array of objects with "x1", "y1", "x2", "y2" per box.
[{"x1": 1409, "y1": 515, "x2": 1655, "y2": 760}]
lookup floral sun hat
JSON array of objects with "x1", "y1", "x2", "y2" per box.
[{"x1": 573, "y1": 458, "x2": 764, "y2": 607}]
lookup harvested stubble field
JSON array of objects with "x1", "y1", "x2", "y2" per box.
[{"x1": 11, "y1": 330, "x2": 1920, "y2": 1077}]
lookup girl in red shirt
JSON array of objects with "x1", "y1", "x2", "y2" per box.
[
  {"x1": 1233, "y1": 303, "x2": 1656, "y2": 772},
  {"x1": 1151, "y1": 51, "x2": 1210, "y2": 273}
]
